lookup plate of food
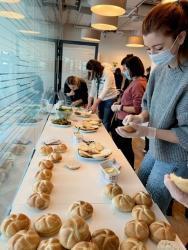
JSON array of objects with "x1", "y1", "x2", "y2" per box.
[
  {"x1": 56, "y1": 105, "x2": 72, "y2": 119},
  {"x1": 51, "y1": 118, "x2": 71, "y2": 127},
  {"x1": 75, "y1": 120, "x2": 100, "y2": 133},
  {"x1": 77, "y1": 142, "x2": 112, "y2": 160},
  {"x1": 74, "y1": 109, "x2": 92, "y2": 118}
]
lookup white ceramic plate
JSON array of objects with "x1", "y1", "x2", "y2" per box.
[
  {"x1": 51, "y1": 123, "x2": 71, "y2": 128},
  {"x1": 78, "y1": 149, "x2": 111, "y2": 161}
]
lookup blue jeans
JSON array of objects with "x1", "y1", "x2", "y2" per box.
[
  {"x1": 98, "y1": 98, "x2": 115, "y2": 131},
  {"x1": 138, "y1": 151, "x2": 188, "y2": 213}
]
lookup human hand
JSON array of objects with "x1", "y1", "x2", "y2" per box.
[
  {"x1": 68, "y1": 90, "x2": 75, "y2": 96},
  {"x1": 91, "y1": 102, "x2": 98, "y2": 113},
  {"x1": 164, "y1": 174, "x2": 188, "y2": 207},
  {"x1": 116, "y1": 122, "x2": 156, "y2": 138},
  {"x1": 111, "y1": 104, "x2": 121, "y2": 112},
  {"x1": 123, "y1": 114, "x2": 144, "y2": 125}
]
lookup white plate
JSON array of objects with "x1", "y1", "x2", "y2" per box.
[
  {"x1": 51, "y1": 123, "x2": 71, "y2": 128},
  {"x1": 78, "y1": 153, "x2": 109, "y2": 161}
]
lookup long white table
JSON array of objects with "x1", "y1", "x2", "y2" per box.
[{"x1": 0, "y1": 113, "x2": 185, "y2": 250}]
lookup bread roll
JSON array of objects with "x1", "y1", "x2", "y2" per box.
[
  {"x1": 120, "y1": 238, "x2": 147, "y2": 250},
  {"x1": 68, "y1": 201, "x2": 93, "y2": 220},
  {"x1": 34, "y1": 214, "x2": 62, "y2": 237},
  {"x1": 54, "y1": 144, "x2": 67, "y2": 153},
  {"x1": 170, "y1": 173, "x2": 188, "y2": 194},
  {"x1": 40, "y1": 145, "x2": 53, "y2": 155},
  {"x1": 35, "y1": 169, "x2": 52, "y2": 181},
  {"x1": 27, "y1": 192, "x2": 50, "y2": 210},
  {"x1": 103, "y1": 183, "x2": 123, "y2": 200},
  {"x1": 33, "y1": 180, "x2": 53, "y2": 194},
  {"x1": 0, "y1": 213, "x2": 30, "y2": 238},
  {"x1": 59, "y1": 215, "x2": 91, "y2": 249},
  {"x1": 91, "y1": 229, "x2": 119, "y2": 250},
  {"x1": 124, "y1": 220, "x2": 149, "y2": 241},
  {"x1": 112, "y1": 194, "x2": 135, "y2": 212},
  {"x1": 132, "y1": 205, "x2": 155, "y2": 225},
  {"x1": 133, "y1": 191, "x2": 153, "y2": 207},
  {"x1": 39, "y1": 160, "x2": 54, "y2": 170},
  {"x1": 122, "y1": 125, "x2": 136, "y2": 133},
  {"x1": 149, "y1": 221, "x2": 176, "y2": 243},
  {"x1": 8, "y1": 229, "x2": 40, "y2": 250},
  {"x1": 49, "y1": 152, "x2": 62, "y2": 163},
  {"x1": 72, "y1": 241, "x2": 99, "y2": 250},
  {"x1": 38, "y1": 238, "x2": 64, "y2": 250}
]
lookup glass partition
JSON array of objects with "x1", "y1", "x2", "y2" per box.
[{"x1": 0, "y1": 0, "x2": 58, "y2": 222}]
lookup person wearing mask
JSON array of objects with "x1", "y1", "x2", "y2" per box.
[
  {"x1": 114, "y1": 68, "x2": 123, "y2": 90},
  {"x1": 86, "y1": 59, "x2": 117, "y2": 131},
  {"x1": 111, "y1": 56, "x2": 147, "y2": 167},
  {"x1": 116, "y1": 1, "x2": 188, "y2": 214},
  {"x1": 121, "y1": 54, "x2": 134, "y2": 91},
  {"x1": 64, "y1": 76, "x2": 88, "y2": 107}
]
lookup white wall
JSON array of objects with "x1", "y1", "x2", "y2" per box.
[
  {"x1": 99, "y1": 32, "x2": 151, "y2": 70},
  {"x1": 63, "y1": 25, "x2": 151, "y2": 70}
]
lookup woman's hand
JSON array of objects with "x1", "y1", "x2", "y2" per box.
[
  {"x1": 67, "y1": 90, "x2": 75, "y2": 97},
  {"x1": 123, "y1": 114, "x2": 144, "y2": 125},
  {"x1": 111, "y1": 104, "x2": 121, "y2": 112},
  {"x1": 164, "y1": 174, "x2": 188, "y2": 208},
  {"x1": 116, "y1": 123, "x2": 156, "y2": 138}
]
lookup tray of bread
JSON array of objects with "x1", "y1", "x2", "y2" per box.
[
  {"x1": 75, "y1": 120, "x2": 100, "y2": 133},
  {"x1": 51, "y1": 118, "x2": 71, "y2": 128},
  {"x1": 78, "y1": 142, "x2": 112, "y2": 160},
  {"x1": 74, "y1": 109, "x2": 92, "y2": 118}
]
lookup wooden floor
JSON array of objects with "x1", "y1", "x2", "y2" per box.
[{"x1": 132, "y1": 138, "x2": 188, "y2": 246}]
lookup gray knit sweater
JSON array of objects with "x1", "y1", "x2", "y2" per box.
[{"x1": 142, "y1": 62, "x2": 188, "y2": 164}]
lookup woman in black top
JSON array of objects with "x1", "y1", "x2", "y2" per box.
[{"x1": 64, "y1": 76, "x2": 88, "y2": 107}]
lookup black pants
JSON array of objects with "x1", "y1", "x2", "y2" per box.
[{"x1": 111, "y1": 118, "x2": 134, "y2": 168}]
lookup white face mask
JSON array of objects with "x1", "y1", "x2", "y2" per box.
[{"x1": 149, "y1": 36, "x2": 178, "y2": 65}]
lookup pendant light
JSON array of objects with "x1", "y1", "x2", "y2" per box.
[
  {"x1": 81, "y1": 28, "x2": 101, "y2": 42},
  {"x1": 91, "y1": 13, "x2": 118, "y2": 31},
  {"x1": 162, "y1": 0, "x2": 178, "y2": 3},
  {"x1": 126, "y1": 36, "x2": 144, "y2": 48},
  {"x1": 90, "y1": 0, "x2": 126, "y2": 17}
]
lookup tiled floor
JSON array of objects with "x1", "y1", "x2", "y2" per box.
[{"x1": 132, "y1": 138, "x2": 188, "y2": 246}]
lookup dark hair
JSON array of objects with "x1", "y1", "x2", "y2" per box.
[
  {"x1": 121, "y1": 54, "x2": 134, "y2": 65},
  {"x1": 114, "y1": 68, "x2": 121, "y2": 75},
  {"x1": 142, "y1": 1, "x2": 188, "y2": 62},
  {"x1": 86, "y1": 59, "x2": 104, "y2": 78},
  {"x1": 66, "y1": 76, "x2": 80, "y2": 87},
  {"x1": 125, "y1": 56, "x2": 145, "y2": 77}
]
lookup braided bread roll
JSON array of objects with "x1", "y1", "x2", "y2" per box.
[
  {"x1": 120, "y1": 238, "x2": 147, "y2": 250},
  {"x1": 59, "y1": 215, "x2": 91, "y2": 249},
  {"x1": 27, "y1": 192, "x2": 50, "y2": 210},
  {"x1": 133, "y1": 191, "x2": 153, "y2": 207},
  {"x1": 8, "y1": 229, "x2": 40, "y2": 250},
  {"x1": 33, "y1": 180, "x2": 53, "y2": 194},
  {"x1": 132, "y1": 205, "x2": 155, "y2": 225},
  {"x1": 38, "y1": 238, "x2": 64, "y2": 250},
  {"x1": 68, "y1": 201, "x2": 93, "y2": 220},
  {"x1": 112, "y1": 194, "x2": 135, "y2": 212},
  {"x1": 72, "y1": 241, "x2": 99, "y2": 250},
  {"x1": 40, "y1": 145, "x2": 53, "y2": 155},
  {"x1": 0, "y1": 213, "x2": 30, "y2": 238},
  {"x1": 35, "y1": 169, "x2": 52, "y2": 181},
  {"x1": 39, "y1": 160, "x2": 54, "y2": 170},
  {"x1": 149, "y1": 221, "x2": 176, "y2": 243},
  {"x1": 91, "y1": 229, "x2": 119, "y2": 250},
  {"x1": 49, "y1": 152, "x2": 62, "y2": 163},
  {"x1": 103, "y1": 183, "x2": 123, "y2": 199},
  {"x1": 124, "y1": 220, "x2": 149, "y2": 241},
  {"x1": 34, "y1": 214, "x2": 62, "y2": 237}
]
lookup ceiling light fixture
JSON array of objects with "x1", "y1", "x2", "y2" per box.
[
  {"x1": 81, "y1": 28, "x2": 101, "y2": 42},
  {"x1": 0, "y1": 10, "x2": 24, "y2": 19},
  {"x1": 90, "y1": 0, "x2": 126, "y2": 17},
  {"x1": 91, "y1": 13, "x2": 118, "y2": 31},
  {"x1": 126, "y1": 36, "x2": 144, "y2": 48},
  {"x1": 19, "y1": 30, "x2": 40, "y2": 35},
  {"x1": 161, "y1": 0, "x2": 178, "y2": 3}
]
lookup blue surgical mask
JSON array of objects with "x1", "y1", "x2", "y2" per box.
[
  {"x1": 123, "y1": 70, "x2": 132, "y2": 80},
  {"x1": 149, "y1": 36, "x2": 178, "y2": 65}
]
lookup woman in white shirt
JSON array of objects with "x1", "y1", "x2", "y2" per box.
[{"x1": 86, "y1": 59, "x2": 117, "y2": 131}]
